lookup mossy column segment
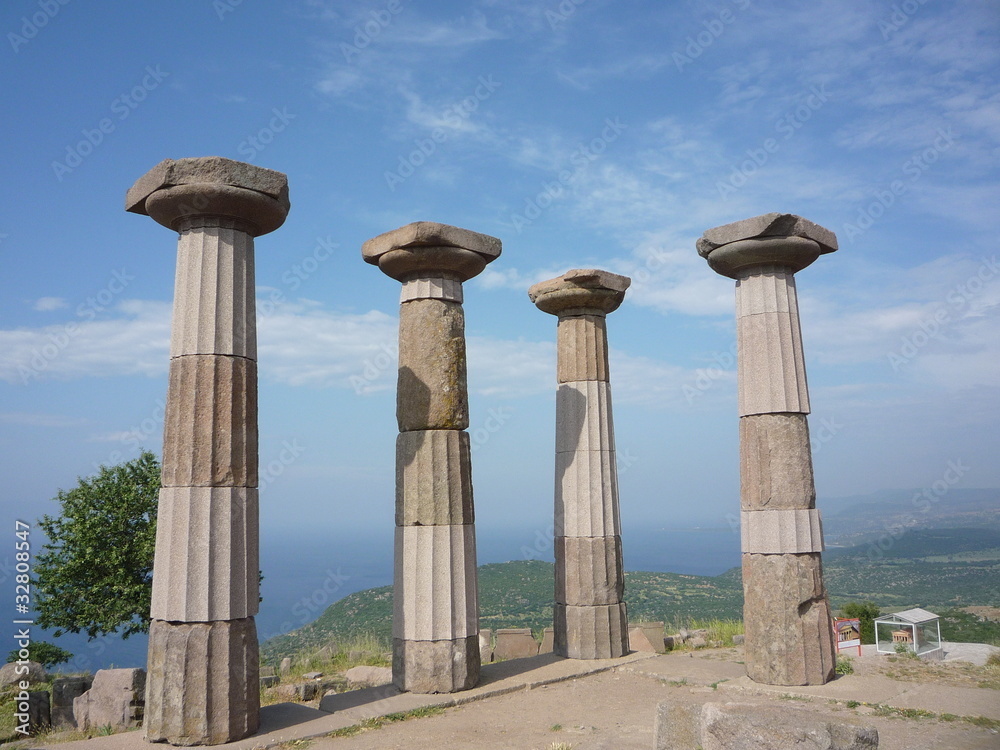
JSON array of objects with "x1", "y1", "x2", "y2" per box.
[
  {"x1": 363, "y1": 222, "x2": 501, "y2": 693},
  {"x1": 126, "y1": 157, "x2": 290, "y2": 744},
  {"x1": 697, "y1": 213, "x2": 837, "y2": 686},
  {"x1": 529, "y1": 269, "x2": 631, "y2": 660}
]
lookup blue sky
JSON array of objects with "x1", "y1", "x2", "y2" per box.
[{"x1": 2, "y1": 0, "x2": 998, "y2": 556}]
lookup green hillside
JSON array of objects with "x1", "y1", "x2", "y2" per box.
[
  {"x1": 261, "y1": 527, "x2": 1000, "y2": 662},
  {"x1": 261, "y1": 561, "x2": 744, "y2": 661}
]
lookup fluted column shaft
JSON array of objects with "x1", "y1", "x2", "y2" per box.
[
  {"x1": 530, "y1": 269, "x2": 630, "y2": 660},
  {"x1": 126, "y1": 158, "x2": 289, "y2": 744},
  {"x1": 697, "y1": 214, "x2": 837, "y2": 687},
  {"x1": 363, "y1": 222, "x2": 501, "y2": 693}
]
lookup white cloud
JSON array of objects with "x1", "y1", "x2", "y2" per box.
[
  {"x1": 33, "y1": 297, "x2": 68, "y2": 311},
  {"x1": 0, "y1": 300, "x2": 171, "y2": 384}
]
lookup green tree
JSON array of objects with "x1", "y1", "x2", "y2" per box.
[
  {"x1": 6, "y1": 641, "x2": 73, "y2": 668},
  {"x1": 33, "y1": 451, "x2": 160, "y2": 640},
  {"x1": 842, "y1": 600, "x2": 880, "y2": 645}
]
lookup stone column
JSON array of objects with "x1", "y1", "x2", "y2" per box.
[
  {"x1": 528, "y1": 269, "x2": 631, "y2": 660},
  {"x1": 697, "y1": 213, "x2": 837, "y2": 686},
  {"x1": 126, "y1": 157, "x2": 289, "y2": 744},
  {"x1": 362, "y1": 221, "x2": 501, "y2": 693}
]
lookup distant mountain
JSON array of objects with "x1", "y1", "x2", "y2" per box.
[
  {"x1": 821, "y1": 488, "x2": 999, "y2": 545},
  {"x1": 262, "y1": 526, "x2": 999, "y2": 661},
  {"x1": 261, "y1": 561, "x2": 743, "y2": 661}
]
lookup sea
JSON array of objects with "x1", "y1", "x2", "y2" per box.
[{"x1": 23, "y1": 525, "x2": 741, "y2": 673}]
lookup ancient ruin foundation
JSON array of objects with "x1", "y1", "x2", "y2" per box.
[
  {"x1": 698, "y1": 212, "x2": 837, "y2": 686},
  {"x1": 529, "y1": 269, "x2": 631, "y2": 659},
  {"x1": 363, "y1": 221, "x2": 501, "y2": 692},
  {"x1": 126, "y1": 157, "x2": 290, "y2": 743}
]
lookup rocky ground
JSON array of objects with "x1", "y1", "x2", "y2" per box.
[
  {"x1": 283, "y1": 645, "x2": 1000, "y2": 750},
  {"x1": 26, "y1": 642, "x2": 1000, "y2": 750}
]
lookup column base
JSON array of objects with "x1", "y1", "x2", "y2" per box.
[
  {"x1": 554, "y1": 602, "x2": 629, "y2": 660},
  {"x1": 392, "y1": 636, "x2": 480, "y2": 693},
  {"x1": 144, "y1": 618, "x2": 259, "y2": 745},
  {"x1": 742, "y1": 552, "x2": 836, "y2": 686}
]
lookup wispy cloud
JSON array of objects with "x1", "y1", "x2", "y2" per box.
[{"x1": 32, "y1": 297, "x2": 68, "y2": 312}]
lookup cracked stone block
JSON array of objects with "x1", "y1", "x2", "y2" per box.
[{"x1": 144, "y1": 618, "x2": 260, "y2": 745}]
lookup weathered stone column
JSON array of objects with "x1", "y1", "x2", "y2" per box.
[
  {"x1": 529, "y1": 269, "x2": 630, "y2": 660},
  {"x1": 362, "y1": 221, "x2": 500, "y2": 693},
  {"x1": 697, "y1": 213, "x2": 837, "y2": 686},
  {"x1": 126, "y1": 157, "x2": 289, "y2": 744}
]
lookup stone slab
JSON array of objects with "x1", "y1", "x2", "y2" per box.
[
  {"x1": 697, "y1": 213, "x2": 837, "y2": 257},
  {"x1": 479, "y1": 628, "x2": 493, "y2": 664},
  {"x1": 628, "y1": 626, "x2": 658, "y2": 653},
  {"x1": 73, "y1": 669, "x2": 145, "y2": 733},
  {"x1": 397, "y1": 298, "x2": 469, "y2": 431},
  {"x1": 699, "y1": 701, "x2": 878, "y2": 749},
  {"x1": 740, "y1": 413, "x2": 816, "y2": 510},
  {"x1": 554, "y1": 602, "x2": 629, "y2": 660},
  {"x1": 393, "y1": 524, "x2": 478, "y2": 641},
  {"x1": 529, "y1": 268, "x2": 631, "y2": 317},
  {"x1": 170, "y1": 221, "x2": 256, "y2": 358},
  {"x1": 742, "y1": 509, "x2": 824, "y2": 554},
  {"x1": 145, "y1": 617, "x2": 260, "y2": 745},
  {"x1": 554, "y1": 535, "x2": 624, "y2": 606},
  {"x1": 150, "y1": 486, "x2": 259, "y2": 622},
  {"x1": 539, "y1": 627, "x2": 554, "y2": 654},
  {"x1": 493, "y1": 629, "x2": 540, "y2": 661},
  {"x1": 52, "y1": 676, "x2": 92, "y2": 727},
  {"x1": 161, "y1": 354, "x2": 258, "y2": 488},
  {"x1": 392, "y1": 635, "x2": 480, "y2": 693},
  {"x1": 126, "y1": 157, "x2": 289, "y2": 213},
  {"x1": 363, "y1": 221, "x2": 501, "y2": 265},
  {"x1": 396, "y1": 429, "x2": 474, "y2": 526},
  {"x1": 0, "y1": 661, "x2": 45, "y2": 687}
]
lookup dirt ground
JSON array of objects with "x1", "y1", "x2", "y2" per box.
[{"x1": 291, "y1": 648, "x2": 1000, "y2": 750}]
